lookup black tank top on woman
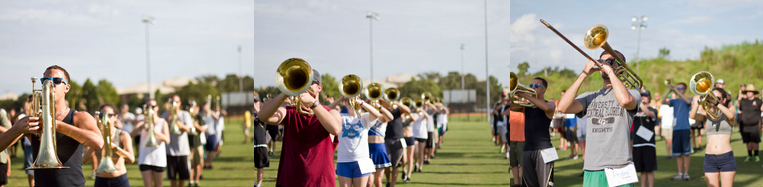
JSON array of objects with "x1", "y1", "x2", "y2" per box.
[
  {"x1": 31, "y1": 108, "x2": 85, "y2": 187},
  {"x1": 523, "y1": 105, "x2": 553, "y2": 151}
]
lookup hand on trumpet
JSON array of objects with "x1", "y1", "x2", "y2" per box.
[
  {"x1": 582, "y1": 60, "x2": 602, "y2": 76},
  {"x1": 13, "y1": 116, "x2": 42, "y2": 136},
  {"x1": 299, "y1": 91, "x2": 318, "y2": 108}
]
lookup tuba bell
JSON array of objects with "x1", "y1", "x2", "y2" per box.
[
  {"x1": 27, "y1": 77, "x2": 69, "y2": 170},
  {"x1": 690, "y1": 71, "x2": 722, "y2": 119},
  {"x1": 275, "y1": 58, "x2": 316, "y2": 116},
  {"x1": 509, "y1": 72, "x2": 537, "y2": 107},
  {"x1": 168, "y1": 100, "x2": 181, "y2": 135},
  {"x1": 94, "y1": 111, "x2": 117, "y2": 173},
  {"x1": 340, "y1": 74, "x2": 364, "y2": 115},
  {"x1": 143, "y1": 104, "x2": 159, "y2": 147}
]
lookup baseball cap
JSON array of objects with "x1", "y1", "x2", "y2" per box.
[
  {"x1": 716, "y1": 79, "x2": 725, "y2": 85},
  {"x1": 640, "y1": 89, "x2": 651, "y2": 98},
  {"x1": 312, "y1": 69, "x2": 321, "y2": 85}
]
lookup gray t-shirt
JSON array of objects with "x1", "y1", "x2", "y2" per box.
[
  {"x1": 575, "y1": 88, "x2": 640, "y2": 171},
  {"x1": 426, "y1": 109, "x2": 437, "y2": 132},
  {"x1": 162, "y1": 110, "x2": 192, "y2": 156}
]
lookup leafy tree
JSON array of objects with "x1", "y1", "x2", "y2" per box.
[
  {"x1": 216, "y1": 74, "x2": 254, "y2": 92},
  {"x1": 175, "y1": 81, "x2": 219, "y2": 107},
  {"x1": 417, "y1": 71, "x2": 441, "y2": 81},
  {"x1": 399, "y1": 78, "x2": 441, "y2": 100},
  {"x1": 66, "y1": 80, "x2": 83, "y2": 110},
  {"x1": 81, "y1": 79, "x2": 97, "y2": 112},
  {"x1": 658, "y1": 47, "x2": 671, "y2": 59},
  {"x1": 97, "y1": 79, "x2": 120, "y2": 107},
  {"x1": 517, "y1": 62, "x2": 530, "y2": 76},
  {"x1": 320, "y1": 73, "x2": 339, "y2": 104},
  {"x1": 254, "y1": 86, "x2": 281, "y2": 103}
]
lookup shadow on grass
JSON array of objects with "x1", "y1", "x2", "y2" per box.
[{"x1": 406, "y1": 181, "x2": 510, "y2": 186}]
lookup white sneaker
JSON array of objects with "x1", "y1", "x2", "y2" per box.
[
  {"x1": 505, "y1": 152, "x2": 510, "y2": 158},
  {"x1": 491, "y1": 137, "x2": 496, "y2": 142}
]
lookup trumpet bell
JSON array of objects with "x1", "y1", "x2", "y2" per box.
[
  {"x1": 584, "y1": 25, "x2": 609, "y2": 50},
  {"x1": 509, "y1": 72, "x2": 537, "y2": 107},
  {"x1": 27, "y1": 80, "x2": 68, "y2": 170},
  {"x1": 340, "y1": 74, "x2": 363, "y2": 98},
  {"x1": 276, "y1": 58, "x2": 313, "y2": 96},
  {"x1": 144, "y1": 105, "x2": 159, "y2": 147},
  {"x1": 401, "y1": 97, "x2": 413, "y2": 109},
  {"x1": 384, "y1": 88, "x2": 400, "y2": 102},
  {"x1": 414, "y1": 98, "x2": 424, "y2": 108},
  {"x1": 690, "y1": 71, "x2": 722, "y2": 119},
  {"x1": 422, "y1": 92, "x2": 432, "y2": 101},
  {"x1": 366, "y1": 83, "x2": 383, "y2": 101},
  {"x1": 95, "y1": 111, "x2": 117, "y2": 173},
  {"x1": 665, "y1": 79, "x2": 673, "y2": 87}
]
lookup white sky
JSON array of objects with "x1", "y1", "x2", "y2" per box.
[{"x1": 0, "y1": 0, "x2": 509, "y2": 95}]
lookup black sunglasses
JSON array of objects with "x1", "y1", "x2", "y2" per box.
[{"x1": 40, "y1": 77, "x2": 68, "y2": 85}]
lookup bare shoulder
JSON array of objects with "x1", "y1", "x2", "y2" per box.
[{"x1": 73, "y1": 111, "x2": 96, "y2": 127}]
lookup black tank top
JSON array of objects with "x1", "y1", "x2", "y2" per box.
[
  {"x1": 31, "y1": 108, "x2": 85, "y2": 187},
  {"x1": 523, "y1": 105, "x2": 553, "y2": 151}
]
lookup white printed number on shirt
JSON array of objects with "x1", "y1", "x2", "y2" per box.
[{"x1": 604, "y1": 163, "x2": 639, "y2": 187}]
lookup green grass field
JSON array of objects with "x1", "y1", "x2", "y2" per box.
[{"x1": 4, "y1": 116, "x2": 763, "y2": 186}]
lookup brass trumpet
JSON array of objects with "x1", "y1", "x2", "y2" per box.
[
  {"x1": 188, "y1": 107, "x2": 198, "y2": 135},
  {"x1": 540, "y1": 19, "x2": 643, "y2": 91},
  {"x1": 94, "y1": 111, "x2": 117, "y2": 173},
  {"x1": 143, "y1": 104, "x2": 159, "y2": 147},
  {"x1": 690, "y1": 71, "x2": 722, "y2": 119},
  {"x1": 27, "y1": 77, "x2": 69, "y2": 169},
  {"x1": 168, "y1": 100, "x2": 181, "y2": 135},
  {"x1": 384, "y1": 88, "x2": 400, "y2": 102},
  {"x1": 665, "y1": 79, "x2": 674, "y2": 87},
  {"x1": 401, "y1": 97, "x2": 413, "y2": 109},
  {"x1": 509, "y1": 72, "x2": 537, "y2": 107},
  {"x1": 340, "y1": 74, "x2": 364, "y2": 115},
  {"x1": 276, "y1": 58, "x2": 316, "y2": 116},
  {"x1": 422, "y1": 92, "x2": 432, "y2": 103}
]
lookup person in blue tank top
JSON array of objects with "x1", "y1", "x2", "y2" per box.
[{"x1": 2, "y1": 65, "x2": 105, "y2": 187}]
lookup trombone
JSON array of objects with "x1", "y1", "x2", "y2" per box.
[
  {"x1": 690, "y1": 71, "x2": 722, "y2": 119},
  {"x1": 143, "y1": 104, "x2": 159, "y2": 147},
  {"x1": 509, "y1": 72, "x2": 537, "y2": 107},
  {"x1": 540, "y1": 19, "x2": 643, "y2": 91},
  {"x1": 94, "y1": 111, "x2": 117, "y2": 172},
  {"x1": 384, "y1": 88, "x2": 400, "y2": 103},
  {"x1": 27, "y1": 77, "x2": 68, "y2": 169},
  {"x1": 340, "y1": 74, "x2": 364, "y2": 115},
  {"x1": 276, "y1": 58, "x2": 317, "y2": 116},
  {"x1": 665, "y1": 79, "x2": 674, "y2": 87}
]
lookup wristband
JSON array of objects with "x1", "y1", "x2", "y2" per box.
[{"x1": 310, "y1": 101, "x2": 320, "y2": 109}]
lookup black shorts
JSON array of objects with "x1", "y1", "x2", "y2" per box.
[
  {"x1": 139, "y1": 165, "x2": 166, "y2": 172},
  {"x1": 254, "y1": 147, "x2": 270, "y2": 168},
  {"x1": 166, "y1": 155, "x2": 190, "y2": 180},
  {"x1": 564, "y1": 127, "x2": 578, "y2": 143},
  {"x1": 741, "y1": 131, "x2": 761, "y2": 143},
  {"x1": 426, "y1": 132, "x2": 435, "y2": 148},
  {"x1": 704, "y1": 151, "x2": 737, "y2": 173},
  {"x1": 691, "y1": 120, "x2": 705, "y2": 130},
  {"x1": 633, "y1": 146, "x2": 657, "y2": 172},
  {"x1": 404, "y1": 137, "x2": 415, "y2": 146},
  {"x1": 0, "y1": 163, "x2": 7, "y2": 185},
  {"x1": 415, "y1": 138, "x2": 427, "y2": 143},
  {"x1": 94, "y1": 174, "x2": 130, "y2": 187},
  {"x1": 266, "y1": 125, "x2": 279, "y2": 141}
]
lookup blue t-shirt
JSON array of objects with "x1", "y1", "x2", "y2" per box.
[
  {"x1": 669, "y1": 99, "x2": 691, "y2": 130},
  {"x1": 564, "y1": 114, "x2": 576, "y2": 127}
]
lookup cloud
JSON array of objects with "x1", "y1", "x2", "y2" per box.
[
  {"x1": 510, "y1": 13, "x2": 539, "y2": 43},
  {"x1": 667, "y1": 16, "x2": 714, "y2": 25}
]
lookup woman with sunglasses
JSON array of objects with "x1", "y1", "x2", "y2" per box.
[
  {"x1": 689, "y1": 88, "x2": 736, "y2": 187},
  {"x1": 131, "y1": 99, "x2": 171, "y2": 187},
  {"x1": 83, "y1": 104, "x2": 135, "y2": 187}
]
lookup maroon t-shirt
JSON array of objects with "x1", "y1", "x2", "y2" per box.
[{"x1": 276, "y1": 106, "x2": 338, "y2": 187}]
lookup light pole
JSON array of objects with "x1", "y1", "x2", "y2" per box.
[
  {"x1": 142, "y1": 15, "x2": 155, "y2": 99},
  {"x1": 631, "y1": 15, "x2": 647, "y2": 74},
  {"x1": 238, "y1": 45, "x2": 243, "y2": 93},
  {"x1": 484, "y1": 0, "x2": 490, "y2": 121},
  {"x1": 366, "y1": 11, "x2": 379, "y2": 81},
  {"x1": 460, "y1": 44, "x2": 465, "y2": 90}
]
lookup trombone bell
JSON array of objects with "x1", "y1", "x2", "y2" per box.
[
  {"x1": 509, "y1": 72, "x2": 537, "y2": 107},
  {"x1": 144, "y1": 105, "x2": 159, "y2": 147},
  {"x1": 384, "y1": 88, "x2": 400, "y2": 102},
  {"x1": 690, "y1": 71, "x2": 722, "y2": 119},
  {"x1": 95, "y1": 111, "x2": 117, "y2": 173}
]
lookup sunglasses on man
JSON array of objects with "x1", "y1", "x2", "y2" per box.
[
  {"x1": 529, "y1": 84, "x2": 546, "y2": 89},
  {"x1": 597, "y1": 58, "x2": 621, "y2": 66},
  {"x1": 40, "y1": 77, "x2": 68, "y2": 85}
]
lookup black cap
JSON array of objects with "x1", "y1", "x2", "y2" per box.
[
  {"x1": 312, "y1": 69, "x2": 321, "y2": 85},
  {"x1": 640, "y1": 89, "x2": 651, "y2": 98}
]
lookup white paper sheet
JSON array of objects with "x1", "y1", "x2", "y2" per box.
[
  {"x1": 540, "y1": 147, "x2": 559, "y2": 163},
  {"x1": 604, "y1": 163, "x2": 639, "y2": 187},
  {"x1": 636, "y1": 125, "x2": 654, "y2": 141}
]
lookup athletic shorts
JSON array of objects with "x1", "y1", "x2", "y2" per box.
[
  {"x1": 266, "y1": 125, "x2": 279, "y2": 141},
  {"x1": 94, "y1": 173, "x2": 130, "y2": 187},
  {"x1": 704, "y1": 151, "x2": 737, "y2": 173},
  {"x1": 139, "y1": 165, "x2": 166, "y2": 172},
  {"x1": 584, "y1": 170, "x2": 634, "y2": 187},
  {"x1": 509, "y1": 141, "x2": 524, "y2": 167},
  {"x1": 522, "y1": 149, "x2": 554, "y2": 187},
  {"x1": 23, "y1": 145, "x2": 34, "y2": 175},
  {"x1": 633, "y1": 146, "x2": 657, "y2": 172},
  {"x1": 404, "y1": 137, "x2": 415, "y2": 146},
  {"x1": 426, "y1": 132, "x2": 435, "y2": 148},
  {"x1": 415, "y1": 138, "x2": 427, "y2": 143},
  {"x1": 741, "y1": 125, "x2": 761, "y2": 143},
  {"x1": 253, "y1": 147, "x2": 270, "y2": 168},
  {"x1": 661, "y1": 128, "x2": 673, "y2": 140},
  {"x1": 205, "y1": 135, "x2": 218, "y2": 151},
  {"x1": 438, "y1": 127, "x2": 445, "y2": 137},
  {"x1": 189, "y1": 146, "x2": 204, "y2": 166},
  {"x1": 0, "y1": 163, "x2": 6, "y2": 185},
  {"x1": 336, "y1": 161, "x2": 372, "y2": 178},
  {"x1": 691, "y1": 120, "x2": 705, "y2": 130},
  {"x1": 672, "y1": 129, "x2": 692, "y2": 156},
  {"x1": 565, "y1": 127, "x2": 578, "y2": 143},
  {"x1": 369, "y1": 143, "x2": 391, "y2": 168},
  {"x1": 166, "y1": 155, "x2": 190, "y2": 180},
  {"x1": 385, "y1": 139, "x2": 405, "y2": 168},
  {"x1": 557, "y1": 127, "x2": 566, "y2": 139}
]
